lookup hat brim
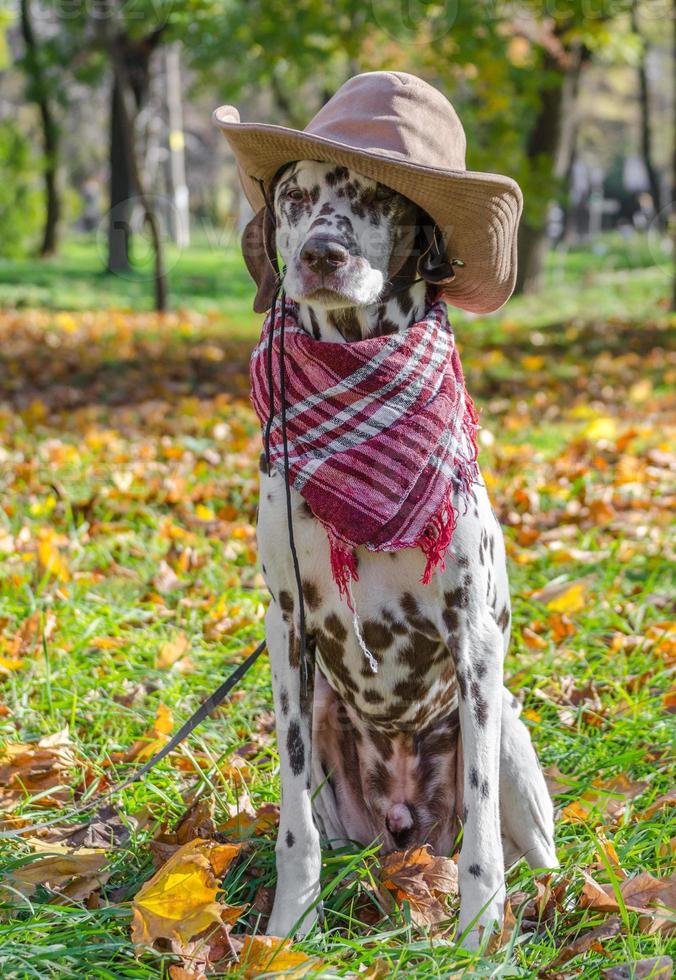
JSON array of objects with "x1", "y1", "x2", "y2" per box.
[{"x1": 213, "y1": 107, "x2": 522, "y2": 315}]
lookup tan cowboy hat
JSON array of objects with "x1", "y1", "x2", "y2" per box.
[{"x1": 213, "y1": 71, "x2": 522, "y2": 315}]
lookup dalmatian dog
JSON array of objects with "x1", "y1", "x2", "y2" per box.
[{"x1": 250, "y1": 161, "x2": 557, "y2": 946}]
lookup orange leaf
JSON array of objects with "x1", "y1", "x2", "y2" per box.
[
  {"x1": 378, "y1": 845, "x2": 458, "y2": 927},
  {"x1": 157, "y1": 632, "x2": 190, "y2": 669}
]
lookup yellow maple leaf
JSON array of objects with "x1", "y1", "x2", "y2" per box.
[
  {"x1": 237, "y1": 935, "x2": 314, "y2": 977},
  {"x1": 131, "y1": 839, "x2": 242, "y2": 946}
]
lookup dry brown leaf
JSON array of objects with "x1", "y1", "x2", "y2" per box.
[
  {"x1": 642, "y1": 789, "x2": 676, "y2": 819},
  {"x1": 0, "y1": 728, "x2": 79, "y2": 809},
  {"x1": 377, "y1": 845, "x2": 458, "y2": 927},
  {"x1": 550, "y1": 915, "x2": 622, "y2": 967},
  {"x1": 602, "y1": 956, "x2": 673, "y2": 980},
  {"x1": 486, "y1": 899, "x2": 516, "y2": 952},
  {"x1": 579, "y1": 869, "x2": 676, "y2": 933},
  {"x1": 219, "y1": 801, "x2": 279, "y2": 839},
  {"x1": 131, "y1": 838, "x2": 244, "y2": 947},
  {"x1": 4, "y1": 840, "x2": 109, "y2": 901}
]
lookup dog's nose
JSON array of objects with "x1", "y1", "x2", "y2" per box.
[{"x1": 300, "y1": 237, "x2": 349, "y2": 274}]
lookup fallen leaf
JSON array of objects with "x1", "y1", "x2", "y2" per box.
[
  {"x1": 116, "y1": 703, "x2": 174, "y2": 763},
  {"x1": 377, "y1": 845, "x2": 458, "y2": 927},
  {"x1": 219, "y1": 801, "x2": 279, "y2": 839},
  {"x1": 157, "y1": 631, "x2": 190, "y2": 668},
  {"x1": 235, "y1": 935, "x2": 315, "y2": 977},
  {"x1": 531, "y1": 578, "x2": 588, "y2": 614},
  {"x1": 0, "y1": 728, "x2": 79, "y2": 808},
  {"x1": 4, "y1": 840, "x2": 109, "y2": 901},
  {"x1": 486, "y1": 899, "x2": 516, "y2": 952},
  {"x1": 59, "y1": 804, "x2": 135, "y2": 849},
  {"x1": 550, "y1": 915, "x2": 622, "y2": 967},
  {"x1": 602, "y1": 956, "x2": 673, "y2": 980},
  {"x1": 522, "y1": 627, "x2": 547, "y2": 650},
  {"x1": 131, "y1": 838, "x2": 243, "y2": 946},
  {"x1": 642, "y1": 789, "x2": 676, "y2": 819}
]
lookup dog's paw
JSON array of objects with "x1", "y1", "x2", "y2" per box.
[
  {"x1": 267, "y1": 899, "x2": 319, "y2": 939},
  {"x1": 456, "y1": 875, "x2": 506, "y2": 951}
]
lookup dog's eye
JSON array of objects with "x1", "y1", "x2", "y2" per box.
[{"x1": 285, "y1": 188, "x2": 304, "y2": 202}]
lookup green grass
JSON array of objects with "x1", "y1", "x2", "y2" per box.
[
  {"x1": 0, "y1": 230, "x2": 671, "y2": 332},
  {"x1": 0, "y1": 243, "x2": 674, "y2": 977}
]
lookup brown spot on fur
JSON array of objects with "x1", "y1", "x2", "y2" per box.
[
  {"x1": 367, "y1": 759, "x2": 391, "y2": 797},
  {"x1": 361, "y1": 620, "x2": 393, "y2": 650},
  {"x1": 400, "y1": 593, "x2": 437, "y2": 636},
  {"x1": 398, "y1": 632, "x2": 440, "y2": 669},
  {"x1": 496, "y1": 604, "x2": 510, "y2": 632},
  {"x1": 288, "y1": 625, "x2": 300, "y2": 669},
  {"x1": 362, "y1": 688, "x2": 385, "y2": 704},
  {"x1": 279, "y1": 590, "x2": 294, "y2": 617},
  {"x1": 324, "y1": 612, "x2": 347, "y2": 641},
  {"x1": 443, "y1": 607, "x2": 459, "y2": 633},
  {"x1": 302, "y1": 579, "x2": 321, "y2": 610}
]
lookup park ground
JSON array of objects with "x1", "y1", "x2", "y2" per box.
[{"x1": 0, "y1": 233, "x2": 674, "y2": 978}]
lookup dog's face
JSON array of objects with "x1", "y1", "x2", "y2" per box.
[{"x1": 273, "y1": 161, "x2": 418, "y2": 310}]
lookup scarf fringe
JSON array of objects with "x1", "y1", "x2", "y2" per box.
[
  {"x1": 328, "y1": 531, "x2": 360, "y2": 607},
  {"x1": 326, "y1": 396, "x2": 480, "y2": 594},
  {"x1": 419, "y1": 398, "x2": 480, "y2": 584}
]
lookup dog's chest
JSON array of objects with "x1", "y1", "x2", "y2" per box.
[{"x1": 257, "y1": 463, "x2": 506, "y2": 733}]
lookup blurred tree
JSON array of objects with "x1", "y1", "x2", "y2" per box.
[
  {"x1": 630, "y1": 0, "x2": 662, "y2": 222},
  {"x1": 18, "y1": 0, "x2": 61, "y2": 254},
  {"x1": 0, "y1": 120, "x2": 43, "y2": 257}
]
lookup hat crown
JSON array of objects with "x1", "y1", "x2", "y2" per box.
[{"x1": 305, "y1": 72, "x2": 467, "y2": 173}]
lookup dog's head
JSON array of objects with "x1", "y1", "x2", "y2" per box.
[{"x1": 243, "y1": 161, "x2": 456, "y2": 313}]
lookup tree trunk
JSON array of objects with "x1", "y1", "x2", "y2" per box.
[
  {"x1": 109, "y1": 41, "x2": 168, "y2": 311},
  {"x1": 19, "y1": 0, "x2": 61, "y2": 257},
  {"x1": 107, "y1": 71, "x2": 134, "y2": 273},
  {"x1": 672, "y1": 0, "x2": 676, "y2": 310},
  {"x1": 165, "y1": 43, "x2": 190, "y2": 248},
  {"x1": 106, "y1": 30, "x2": 163, "y2": 277},
  {"x1": 515, "y1": 44, "x2": 585, "y2": 294},
  {"x1": 631, "y1": 1, "x2": 662, "y2": 221}
]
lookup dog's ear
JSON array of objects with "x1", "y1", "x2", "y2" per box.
[
  {"x1": 241, "y1": 208, "x2": 279, "y2": 313},
  {"x1": 416, "y1": 223, "x2": 457, "y2": 287}
]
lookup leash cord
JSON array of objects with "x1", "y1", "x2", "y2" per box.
[
  {"x1": 277, "y1": 288, "x2": 309, "y2": 696},
  {"x1": 255, "y1": 174, "x2": 310, "y2": 698},
  {"x1": 0, "y1": 640, "x2": 265, "y2": 841}
]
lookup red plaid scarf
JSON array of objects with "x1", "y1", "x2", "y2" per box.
[{"x1": 250, "y1": 296, "x2": 479, "y2": 601}]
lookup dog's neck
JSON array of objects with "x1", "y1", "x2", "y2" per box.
[{"x1": 297, "y1": 279, "x2": 427, "y2": 343}]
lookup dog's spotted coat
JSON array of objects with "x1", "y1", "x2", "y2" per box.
[{"x1": 254, "y1": 162, "x2": 557, "y2": 944}]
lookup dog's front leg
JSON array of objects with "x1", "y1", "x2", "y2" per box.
[
  {"x1": 265, "y1": 600, "x2": 321, "y2": 938},
  {"x1": 454, "y1": 618, "x2": 505, "y2": 947}
]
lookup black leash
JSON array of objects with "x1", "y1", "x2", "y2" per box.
[
  {"x1": 256, "y1": 175, "x2": 310, "y2": 698},
  {"x1": 4, "y1": 182, "x2": 307, "y2": 841},
  {"x1": 0, "y1": 640, "x2": 265, "y2": 841}
]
